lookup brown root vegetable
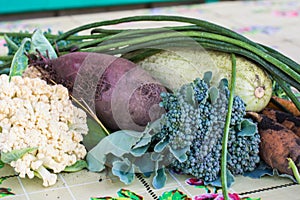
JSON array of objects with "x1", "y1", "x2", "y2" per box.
[
  {"x1": 261, "y1": 108, "x2": 300, "y2": 137},
  {"x1": 249, "y1": 111, "x2": 300, "y2": 176},
  {"x1": 28, "y1": 52, "x2": 166, "y2": 131},
  {"x1": 267, "y1": 96, "x2": 300, "y2": 117}
]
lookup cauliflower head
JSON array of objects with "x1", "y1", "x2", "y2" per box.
[{"x1": 0, "y1": 74, "x2": 89, "y2": 187}]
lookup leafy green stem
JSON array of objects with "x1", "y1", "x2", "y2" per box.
[
  {"x1": 0, "y1": 55, "x2": 13, "y2": 61},
  {"x1": 0, "y1": 31, "x2": 105, "y2": 41},
  {"x1": 78, "y1": 30, "x2": 299, "y2": 85},
  {"x1": 221, "y1": 53, "x2": 237, "y2": 200},
  {"x1": 287, "y1": 158, "x2": 300, "y2": 184}
]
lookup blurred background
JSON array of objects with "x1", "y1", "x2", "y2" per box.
[{"x1": 0, "y1": 0, "x2": 237, "y2": 20}]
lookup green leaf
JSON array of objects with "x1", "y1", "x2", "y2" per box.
[
  {"x1": 219, "y1": 78, "x2": 229, "y2": 90},
  {"x1": 243, "y1": 161, "x2": 273, "y2": 179},
  {"x1": 206, "y1": 169, "x2": 234, "y2": 188},
  {"x1": 203, "y1": 71, "x2": 212, "y2": 84},
  {"x1": 63, "y1": 160, "x2": 88, "y2": 172},
  {"x1": 86, "y1": 130, "x2": 143, "y2": 172},
  {"x1": 152, "y1": 168, "x2": 166, "y2": 189},
  {"x1": 111, "y1": 158, "x2": 134, "y2": 185},
  {"x1": 134, "y1": 154, "x2": 155, "y2": 174},
  {"x1": 154, "y1": 137, "x2": 169, "y2": 153},
  {"x1": 209, "y1": 86, "x2": 219, "y2": 104},
  {"x1": 30, "y1": 29, "x2": 57, "y2": 59},
  {"x1": 149, "y1": 118, "x2": 162, "y2": 133},
  {"x1": 1, "y1": 147, "x2": 37, "y2": 163},
  {"x1": 85, "y1": 152, "x2": 105, "y2": 172},
  {"x1": 151, "y1": 152, "x2": 163, "y2": 162},
  {"x1": 183, "y1": 85, "x2": 196, "y2": 107},
  {"x1": 83, "y1": 118, "x2": 107, "y2": 151},
  {"x1": 169, "y1": 146, "x2": 188, "y2": 163},
  {"x1": 237, "y1": 119, "x2": 257, "y2": 137},
  {"x1": 130, "y1": 140, "x2": 151, "y2": 157},
  {"x1": 4, "y1": 35, "x2": 19, "y2": 52},
  {"x1": 130, "y1": 121, "x2": 156, "y2": 156},
  {"x1": 244, "y1": 160, "x2": 297, "y2": 184},
  {"x1": 9, "y1": 37, "x2": 31, "y2": 79}
]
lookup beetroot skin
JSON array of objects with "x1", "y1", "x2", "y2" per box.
[{"x1": 31, "y1": 52, "x2": 166, "y2": 131}]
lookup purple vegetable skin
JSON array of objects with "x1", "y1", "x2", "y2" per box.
[{"x1": 30, "y1": 52, "x2": 166, "y2": 131}]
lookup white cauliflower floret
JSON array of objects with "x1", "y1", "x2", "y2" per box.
[
  {"x1": 35, "y1": 165, "x2": 58, "y2": 187},
  {"x1": 0, "y1": 74, "x2": 89, "y2": 187},
  {"x1": 10, "y1": 153, "x2": 38, "y2": 179}
]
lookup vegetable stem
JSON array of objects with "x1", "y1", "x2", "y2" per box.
[
  {"x1": 221, "y1": 53, "x2": 237, "y2": 200},
  {"x1": 71, "y1": 96, "x2": 110, "y2": 136},
  {"x1": 54, "y1": 15, "x2": 263, "y2": 52},
  {"x1": 287, "y1": 158, "x2": 300, "y2": 184},
  {"x1": 191, "y1": 32, "x2": 300, "y2": 84},
  {"x1": 0, "y1": 55, "x2": 14, "y2": 61},
  {"x1": 0, "y1": 31, "x2": 104, "y2": 41},
  {"x1": 77, "y1": 30, "x2": 300, "y2": 86}
]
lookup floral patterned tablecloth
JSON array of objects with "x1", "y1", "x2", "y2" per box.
[{"x1": 0, "y1": 0, "x2": 300, "y2": 199}]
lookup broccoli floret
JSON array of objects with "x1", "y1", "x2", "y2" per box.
[
  {"x1": 157, "y1": 72, "x2": 260, "y2": 182},
  {"x1": 227, "y1": 127, "x2": 261, "y2": 175},
  {"x1": 230, "y1": 96, "x2": 246, "y2": 126}
]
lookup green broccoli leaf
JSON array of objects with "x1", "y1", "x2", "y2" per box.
[
  {"x1": 169, "y1": 146, "x2": 188, "y2": 163},
  {"x1": 4, "y1": 35, "x2": 19, "y2": 53},
  {"x1": 130, "y1": 120, "x2": 159, "y2": 156},
  {"x1": 134, "y1": 154, "x2": 155, "y2": 175},
  {"x1": 154, "y1": 137, "x2": 169, "y2": 153},
  {"x1": 243, "y1": 161, "x2": 274, "y2": 179},
  {"x1": 86, "y1": 130, "x2": 143, "y2": 172},
  {"x1": 30, "y1": 29, "x2": 57, "y2": 59},
  {"x1": 206, "y1": 169, "x2": 234, "y2": 188},
  {"x1": 183, "y1": 85, "x2": 196, "y2": 107},
  {"x1": 209, "y1": 86, "x2": 219, "y2": 104},
  {"x1": 1, "y1": 147, "x2": 37, "y2": 163},
  {"x1": 236, "y1": 119, "x2": 257, "y2": 137},
  {"x1": 63, "y1": 160, "x2": 88, "y2": 172},
  {"x1": 112, "y1": 158, "x2": 134, "y2": 185},
  {"x1": 151, "y1": 151, "x2": 167, "y2": 189},
  {"x1": 130, "y1": 137, "x2": 151, "y2": 157},
  {"x1": 9, "y1": 37, "x2": 31, "y2": 80},
  {"x1": 203, "y1": 71, "x2": 212, "y2": 84},
  {"x1": 152, "y1": 168, "x2": 166, "y2": 189},
  {"x1": 244, "y1": 161, "x2": 297, "y2": 183}
]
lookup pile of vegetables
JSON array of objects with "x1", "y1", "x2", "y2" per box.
[{"x1": 1, "y1": 15, "x2": 300, "y2": 199}]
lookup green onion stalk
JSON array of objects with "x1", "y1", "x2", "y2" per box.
[
  {"x1": 0, "y1": 16, "x2": 299, "y2": 109},
  {"x1": 43, "y1": 16, "x2": 300, "y2": 110},
  {"x1": 221, "y1": 54, "x2": 237, "y2": 200}
]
